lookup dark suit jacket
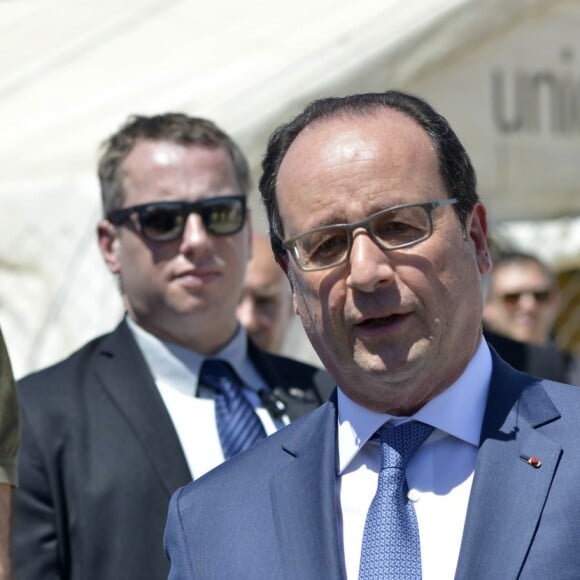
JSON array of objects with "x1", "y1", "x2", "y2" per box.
[
  {"x1": 12, "y1": 319, "x2": 333, "y2": 580},
  {"x1": 165, "y1": 352, "x2": 580, "y2": 579},
  {"x1": 484, "y1": 330, "x2": 573, "y2": 384}
]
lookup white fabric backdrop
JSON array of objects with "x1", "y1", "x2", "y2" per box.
[{"x1": 1, "y1": 0, "x2": 578, "y2": 376}]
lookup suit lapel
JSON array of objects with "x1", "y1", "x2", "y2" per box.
[
  {"x1": 269, "y1": 401, "x2": 345, "y2": 580},
  {"x1": 455, "y1": 355, "x2": 562, "y2": 580},
  {"x1": 94, "y1": 321, "x2": 192, "y2": 495}
]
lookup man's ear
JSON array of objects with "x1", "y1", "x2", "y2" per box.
[
  {"x1": 468, "y1": 203, "x2": 492, "y2": 276},
  {"x1": 276, "y1": 253, "x2": 289, "y2": 275},
  {"x1": 292, "y1": 292, "x2": 300, "y2": 317},
  {"x1": 284, "y1": 265, "x2": 302, "y2": 317},
  {"x1": 97, "y1": 220, "x2": 121, "y2": 274}
]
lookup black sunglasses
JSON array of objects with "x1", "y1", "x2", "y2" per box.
[
  {"x1": 499, "y1": 289, "x2": 553, "y2": 305},
  {"x1": 107, "y1": 195, "x2": 247, "y2": 242}
]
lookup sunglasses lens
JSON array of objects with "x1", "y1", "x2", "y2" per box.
[
  {"x1": 502, "y1": 290, "x2": 552, "y2": 305},
  {"x1": 140, "y1": 206, "x2": 185, "y2": 241},
  {"x1": 533, "y1": 291, "x2": 551, "y2": 302},
  {"x1": 129, "y1": 197, "x2": 246, "y2": 241},
  {"x1": 502, "y1": 293, "x2": 521, "y2": 305},
  {"x1": 200, "y1": 198, "x2": 245, "y2": 235}
]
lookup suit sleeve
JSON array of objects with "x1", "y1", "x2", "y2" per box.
[
  {"x1": 12, "y1": 405, "x2": 63, "y2": 579},
  {"x1": 165, "y1": 488, "x2": 194, "y2": 580}
]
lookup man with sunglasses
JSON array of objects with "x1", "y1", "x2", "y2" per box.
[
  {"x1": 484, "y1": 251, "x2": 561, "y2": 345},
  {"x1": 165, "y1": 91, "x2": 580, "y2": 579},
  {"x1": 12, "y1": 113, "x2": 332, "y2": 580},
  {"x1": 483, "y1": 250, "x2": 578, "y2": 385}
]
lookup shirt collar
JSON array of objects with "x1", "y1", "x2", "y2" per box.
[
  {"x1": 125, "y1": 316, "x2": 251, "y2": 396},
  {"x1": 337, "y1": 338, "x2": 493, "y2": 474}
]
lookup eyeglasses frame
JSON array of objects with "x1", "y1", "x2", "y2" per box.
[{"x1": 282, "y1": 198, "x2": 459, "y2": 271}]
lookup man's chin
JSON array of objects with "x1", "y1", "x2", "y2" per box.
[{"x1": 352, "y1": 341, "x2": 432, "y2": 383}]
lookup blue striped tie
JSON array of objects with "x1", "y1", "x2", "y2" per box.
[
  {"x1": 359, "y1": 421, "x2": 434, "y2": 580},
  {"x1": 199, "y1": 359, "x2": 267, "y2": 459}
]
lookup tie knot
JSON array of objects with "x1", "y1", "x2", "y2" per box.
[
  {"x1": 377, "y1": 421, "x2": 434, "y2": 470},
  {"x1": 199, "y1": 359, "x2": 244, "y2": 397},
  {"x1": 200, "y1": 358, "x2": 266, "y2": 458}
]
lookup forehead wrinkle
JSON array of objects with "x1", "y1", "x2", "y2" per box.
[
  {"x1": 281, "y1": 149, "x2": 393, "y2": 229},
  {"x1": 277, "y1": 110, "x2": 442, "y2": 236},
  {"x1": 291, "y1": 165, "x2": 410, "y2": 234}
]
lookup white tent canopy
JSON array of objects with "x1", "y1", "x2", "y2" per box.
[{"x1": 1, "y1": 0, "x2": 579, "y2": 376}]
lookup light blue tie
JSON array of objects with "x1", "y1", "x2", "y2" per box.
[
  {"x1": 199, "y1": 359, "x2": 267, "y2": 459},
  {"x1": 358, "y1": 421, "x2": 434, "y2": 580}
]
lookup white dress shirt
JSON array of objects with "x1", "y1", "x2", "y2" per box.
[
  {"x1": 126, "y1": 317, "x2": 280, "y2": 479},
  {"x1": 338, "y1": 339, "x2": 492, "y2": 580}
]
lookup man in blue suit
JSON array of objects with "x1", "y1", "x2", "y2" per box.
[{"x1": 165, "y1": 91, "x2": 580, "y2": 579}]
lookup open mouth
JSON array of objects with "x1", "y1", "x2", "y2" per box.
[{"x1": 358, "y1": 313, "x2": 407, "y2": 329}]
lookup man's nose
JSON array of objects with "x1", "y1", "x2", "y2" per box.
[
  {"x1": 179, "y1": 213, "x2": 211, "y2": 252},
  {"x1": 518, "y1": 292, "x2": 542, "y2": 310},
  {"x1": 346, "y1": 230, "x2": 395, "y2": 293}
]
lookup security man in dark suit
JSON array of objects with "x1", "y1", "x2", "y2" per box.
[{"x1": 12, "y1": 113, "x2": 332, "y2": 580}]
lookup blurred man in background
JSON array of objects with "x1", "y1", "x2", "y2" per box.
[
  {"x1": 237, "y1": 233, "x2": 294, "y2": 353},
  {"x1": 484, "y1": 251, "x2": 560, "y2": 345},
  {"x1": 483, "y1": 251, "x2": 577, "y2": 383}
]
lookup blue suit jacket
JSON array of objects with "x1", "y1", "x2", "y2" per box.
[{"x1": 165, "y1": 352, "x2": 580, "y2": 579}]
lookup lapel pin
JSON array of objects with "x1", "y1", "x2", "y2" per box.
[
  {"x1": 287, "y1": 387, "x2": 316, "y2": 403},
  {"x1": 520, "y1": 454, "x2": 542, "y2": 468}
]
